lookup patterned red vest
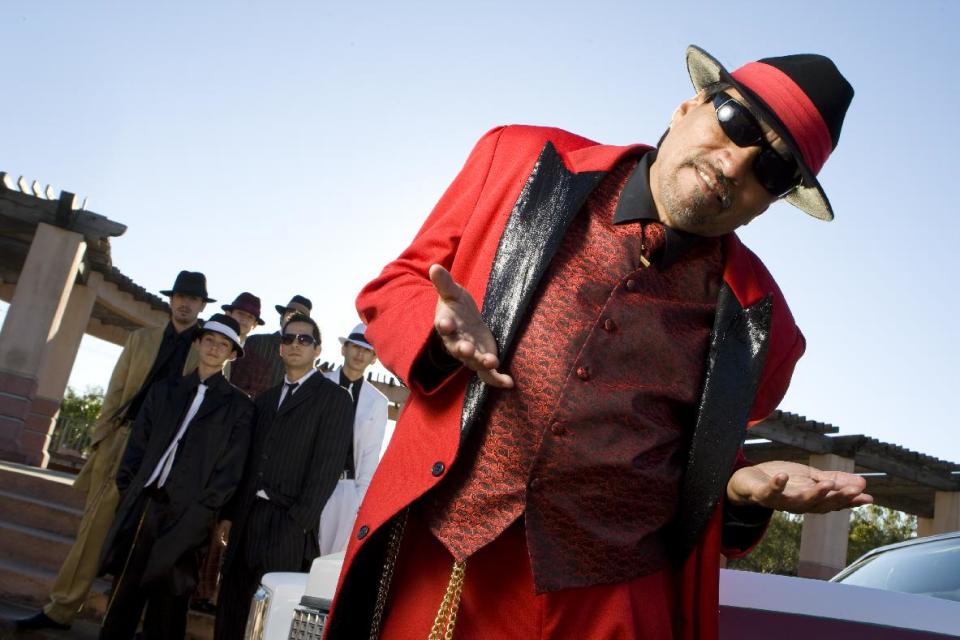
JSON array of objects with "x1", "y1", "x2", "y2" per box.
[{"x1": 427, "y1": 161, "x2": 724, "y2": 592}]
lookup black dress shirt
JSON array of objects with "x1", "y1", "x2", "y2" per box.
[
  {"x1": 612, "y1": 151, "x2": 703, "y2": 269},
  {"x1": 337, "y1": 370, "x2": 362, "y2": 477}
]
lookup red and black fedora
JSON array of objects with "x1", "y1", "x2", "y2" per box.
[
  {"x1": 221, "y1": 292, "x2": 265, "y2": 325},
  {"x1": 686, "y1": 45, "x2": 853, "y2": 221}
]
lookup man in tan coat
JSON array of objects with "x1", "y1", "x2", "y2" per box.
[{"x1": 15, "y1": 271, "x2": 212, "y2": 631}]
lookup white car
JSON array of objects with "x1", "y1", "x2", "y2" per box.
[
  {"x1": 246, "y1": 536, "x2": 960, "y2": 639},
  {"x1": 243, "y1": 552, "x2": 342, "y2": 640}
]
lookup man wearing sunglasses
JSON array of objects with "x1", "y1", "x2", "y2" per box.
[
  {"x1": 214, "y1": 314, "x2": 354, "y2": 640},
  {"x1": 326, "y1": 47, "x2": 868, "y2": 640},
  {"x1": 228, "y1": 294, "x2": 313, "y2": 398}
]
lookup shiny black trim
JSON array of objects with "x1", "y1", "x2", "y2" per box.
[
  {"x1": 460, "y1": 142, "x2": 605, "y2": 441},
  {"x1": 672, "y1": 284, "x2": 773, "y2": 561}
]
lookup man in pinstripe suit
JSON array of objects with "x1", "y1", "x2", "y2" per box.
[{"x1": 214, "y1": 314, "x2": 354, "y2": 640}]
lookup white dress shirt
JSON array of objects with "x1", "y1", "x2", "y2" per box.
[{"x1": 276, "y1": 367, "x2": 318, "y2": 408}]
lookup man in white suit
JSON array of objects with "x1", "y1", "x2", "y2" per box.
[{"x1": 318, "y1": 323, "x2": 391, "y2": 555}]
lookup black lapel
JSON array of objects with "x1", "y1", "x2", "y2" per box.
[
  {"x1": 276, "y1": 373, "x2": 321, "y2": 418},
  {"x1": 671, "y1": 284, "x2": 773, "y2": 562},
  {"x1": 459, "y1": 142, "x2": 605, "y2": 440},
  {"x1": 191, "y1": 373, "x2": 231, "y2": 423}
]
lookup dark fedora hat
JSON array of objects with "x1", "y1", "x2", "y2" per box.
[
  {"x1": 274, "y1": 295, "x2": 312, "y2": 316},
  {"x1": 196, "y1": 313, "x2": 244, "y2": 358},
  {"x1": 160, "y1": 270, "x2": 216, "y2": 303},
  {"x1": 686, "y1": 45, "x2": 853, "y2": 221},
  {"x1": 221, "y1": 292, "x2": 265, "y2": 325}
]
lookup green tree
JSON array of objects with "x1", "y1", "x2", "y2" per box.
[
  {"x1": 60, "y1": 385, "x2": 104, "y2": 423},
  {"x1": 727, "y1": 511, "x2": 803, "y2": 575},
  {"x1": 54, "y1": 385, "x2": 104, "y2": 455}
]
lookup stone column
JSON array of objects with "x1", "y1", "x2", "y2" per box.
[
  {"x1": 29, "y1": 271, "x2": 103, "y2": 467},
  {"x1": 0, "y1": 223, "x2": 86, "y2": 465},
  {"x1": 931, "y1": 491, "x2": 960, "y2": 534},
  {"x1": 797, "y1": 453, "x2": 855, "y2": 579}
]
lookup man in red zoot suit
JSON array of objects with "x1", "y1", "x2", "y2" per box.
[{"x1": 325, "y1": 45, "x2": 871, "y2": 639}]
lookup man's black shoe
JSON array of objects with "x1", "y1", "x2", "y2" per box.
[{"x1": 14, "y1": 611, "x2": 71, "y2": 631}]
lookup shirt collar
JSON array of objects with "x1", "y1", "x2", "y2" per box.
[
  {"x1": 339, "y1": 369, "x2": 363, "y2": 388},
  {"x1": 612, "y1": 151, "x2": 702, "y2": 269},
  {"x1": 166, "y1": 320, "x2": 196, "y2": 342},
  {"x1": 284, "y1": 367, "x2": 317, "y2": 386},
  {"x1": 183, "y1": 368, "x2": 221, "y2": 389},
  {"x1": 198, "y1": 370, "x2": 222, "y2": 389}
]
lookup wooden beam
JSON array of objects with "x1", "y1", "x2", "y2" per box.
[
  {"x1": 95, "y1": 279, "x2": 168, "y2": 329},
  {"x1": 84, "y1": 315, "x2": 131, "y2": 346},
  {"x1": 0, "y1": 189, "x2": 126, "y2": 238},
  {"x1": 852, "y1": 449, "x2": 960, "y2": 491},
  {"x1": 746, "y1": 422, "x2": 835, "y2": 454},
  {"x1": 742, "y1": 442, "x2": 809, "y2": 463}
]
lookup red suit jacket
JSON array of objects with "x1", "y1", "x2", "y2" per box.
[{"x1": 325, "y1": 125, "x2": 805, "y2": 639}]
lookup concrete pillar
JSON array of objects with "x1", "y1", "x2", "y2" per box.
[
  {"x1": 29, "y1": 272, "x2": 103, "y2": 468},
  {"x1": 797, "y1": 453, "x2": 855, "y2": 579},
  {"x1": 917, "y1": 517, "x2": 936, "y2": 538},
  {"x1": 930, "y1": 491, "x2": 960, "y2": 534},
  {"x1": 0, "y1": 223, "x2": 86, "y2": 465}
]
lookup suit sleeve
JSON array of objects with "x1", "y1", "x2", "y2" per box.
[
  {"x1": 720, "y1": 449, "x2": 772, "y2": 557},
  {"x1": 287, "y1": 386, "x2": 355, "y2": 532},
  {"x1": 116, "y1": 381, "x2": 158, "y2": 494},
  {"x1": 197, "y1": 397, "x2": 254, "y2": 512},
  {"x1": 354, "y1": 395, "x2": 389, "y2": 501},
  {"x1": 356, "y1": 126, "x2": 507, "y2": 393}
]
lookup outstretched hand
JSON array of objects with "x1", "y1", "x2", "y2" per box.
[
  {"x1": 727, "y1": 460, "x2": 873, "y2": 514},
  {"x1": 430, "y1": 264, "x2": 514, "y2": 389}
]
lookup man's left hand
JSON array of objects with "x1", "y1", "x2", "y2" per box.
[{"x1": 727, "y1": 460, "x2": 873, "y2": 514}]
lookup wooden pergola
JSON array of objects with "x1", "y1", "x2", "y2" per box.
[
  {"x1": 745, "y1": 411, "x2": 960, "y2": 578},
  {"x1": 0, "y1": 172, "x2": 170, "y2": 467}
]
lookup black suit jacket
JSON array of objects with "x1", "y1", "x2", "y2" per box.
[
  {"x1": 223, "y1": 372, "x2": 354, "y2": 572},
  {"x1": 102, "y1": 370, "x2": 254, "y2": 592}
]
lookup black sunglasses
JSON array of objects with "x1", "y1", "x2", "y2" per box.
[
  {"x1": 711, "y1": 92, "x2": 801, "y2": 197},
  {"x1": 281, "y1": 333, "x2": 317, "y2": 346}
]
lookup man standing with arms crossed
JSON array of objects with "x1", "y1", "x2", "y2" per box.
[
  {"x1": 16, "y1": 271, "x2": 212, "y2": 631},
  {"x1": 325, "y1": 47, "x2": 871, "y2": 640},
  {"x1": 319, "y1": 322, "x2": 390, "y2": 556}
]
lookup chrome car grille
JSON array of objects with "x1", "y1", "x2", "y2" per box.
[{"x1": 288, "y1": 605, "x2": 328, "y2": 639}]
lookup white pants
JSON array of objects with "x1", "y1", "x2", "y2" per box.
[{"x1": 319, "y1": 479, "x2": 362, "y2": 556}]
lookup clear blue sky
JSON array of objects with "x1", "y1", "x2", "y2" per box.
[{"x1": 2, "y1": 1, "x2": 958, "y2": 461}]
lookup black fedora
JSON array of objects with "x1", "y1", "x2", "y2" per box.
[
  {"x1": 274, "y1": 295, "x2": 312, "y2": 316},
  {"x1": 686, "y1": 45, "x2": 853, "y2": 221},
  {"x1": 196, "y1": 313, "x2": 244, "y2": 358},
  {"x1": 222, "y1": 292, "x2": 265, "y2": 325},
  {"x1": 160, "y1": 271, "x2": 216, "y2": 303}
]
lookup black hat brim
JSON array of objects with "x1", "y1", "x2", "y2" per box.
[
  {"x1": 161, "y1": 289, "x2": 216, "y2": 303},
  {"x1": 221, "y1": 304, "x2": 266, "y2": 325}
]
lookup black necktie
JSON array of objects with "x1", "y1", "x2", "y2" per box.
[{"x1": 280, "y1": 382, "x2": 299, "y2": 408}]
